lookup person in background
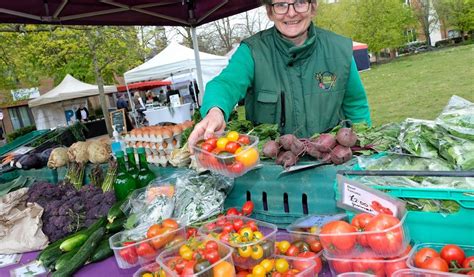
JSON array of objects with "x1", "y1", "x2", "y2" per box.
[
  {"x1": 188, "y1": 81, "x2": 199, "y2": 107},
  {"x1": 188, "y1": 0, "x2": 370, "y2": 151},
  {"x1": 117, "y1": 94, "x2": 129, "y2": 111},
  {"x1": 75, "y1": 104, "x2": 89, "y2": 122},
  {"x1": 145, "y1": 90, "x2": 154, "y2": 104},
  {"x1": 133, "y1": 92, "x2": 146, "y2": 110}
]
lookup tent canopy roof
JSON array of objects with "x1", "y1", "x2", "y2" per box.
[
  {"x1": 28, "y1": 74, "x2": 117, "y2": 107},
  {"x1": 0, "y1": 0, "x2": 261, "y2": 27},
  {"x1": 116, "y1": 80, "x2": 171, "y2": 92},
  {"x1": 124, "y1": 42, "x2": 228, "y2": 84},
  {"x1": 353, "y1": 41, "x2": 368, "y2": 50}
]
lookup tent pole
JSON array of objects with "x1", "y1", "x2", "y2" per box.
[
  {"x1": 191, "y1": 26, "x2": 204, "y2": 106},
  {"x1": 125, "y1": 83, "x2": 138, "y2": 129}
]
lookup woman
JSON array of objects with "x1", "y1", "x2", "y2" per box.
[{"x1": 188, "y1": 0, "x2": 371, "y2": 150}]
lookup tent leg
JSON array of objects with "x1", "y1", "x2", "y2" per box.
[{"x1": 191, "y1": 27, "x2": 204, "y2": 106}]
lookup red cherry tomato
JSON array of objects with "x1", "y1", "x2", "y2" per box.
[
  {"x1": 414, "y1": 247, "x2": 440, "y2": 268},
  {"x1": 242, "y1": 201, "x2": 254, "y2": 216},
  {"x1": 186, "y1": 227, "x2": 197, "y2": 239},
  {"x1": 136, "y1": 242, "x2": 157, "y2": 259},
  {"x1": 233, "y1": 218, "x2": 244, "y2": 232},
  {"x1": 205, "y1": 137, "x2": 218, "y2": 148},
  {"x1": 226, "y1": 207, "x2": 239, "y2": 216},
  {"x1": 237, "y1": 135, "x2": 251, "y2": 145},
  {"x1": 463, "y1": 256, "x2": 474, "y2": 268},
  {"x1": 205, "y1": 240, "x2": 219, "y2": 252},
  {"x1": 420, "y1": 257, "x2": 449, "y2": 272},
  {"x1": 201, "y1": 142, "x2": 215, "y2": 152},
  {"x1": 228, "y1": 161, "x2": 245, "y2": 175},
  {"x1": 440, "y1": 244, "x2": 465, "y2": 267},
  {"x1": 286, "y1": 245, "x2": 300, "y2": 257},
  {"x1": 225, "y1": 141, "x2": 241, "y2": 153}
]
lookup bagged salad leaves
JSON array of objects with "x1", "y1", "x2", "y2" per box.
[
  {"x1": 436, "y1": 95, "x2": 474, "y2": 141},
  {"x1": 399, "y1": 119, "x2": 439, "y2": 158}
]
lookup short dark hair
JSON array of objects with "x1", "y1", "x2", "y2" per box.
[{"x1": 261, "y1": 0, "x2": 313, "y2": 6}]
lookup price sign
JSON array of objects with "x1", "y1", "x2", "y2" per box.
[
  {"x1": 110, "y1": 109, "x2": 126, "y2": 134},
  {"x1": 0, "y1": 253, "x2": 21, "y2": 268}
]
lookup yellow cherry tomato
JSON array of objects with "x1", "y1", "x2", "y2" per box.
[
  {"x1": 310, "y1": 225, "x2": 319, "y2": 234},
  {"x1": 216, "y1": 137, "x2": 229, "y2": 150},
  {"x1": 227, "y1": 131, "x2": 240, "y2": 142},
  {"x1": 260, "y1": 259, "x2": 275, "y2": 273},
  {"x1": 251, "y1": 244, "x2": 264, "y2": 260},
  {"x1": 252, "y1": 265, "x2": 266, "y2": 277},
  {"x1": 277, "y1": 240, "x2": 291, "y2": 254},
  {"x1": 253, "y1": 231, "x2": 264, "y2": 240},
  {"x1": 239, "y1": 227, "x2": 254, "y2": 240},
  {"x1": 238, "y1": 246, "x2": 252, "y2": 258},
  {"x1": 235, "y1": 147, "x2": 259, "y2": 167},
  {"x1": 275, "y1": 258, "x2": 289, "y2": 273}
]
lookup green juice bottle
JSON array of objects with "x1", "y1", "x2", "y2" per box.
[
  {"x1": 136, "y1": 147, "x2": 156, "y2": 188},
  {"x1": 126, "y1": 147, "x2": 139, "y2": 180},
  {"x1": 113, "y1": 151, "x2": 137, "y2": 201}
]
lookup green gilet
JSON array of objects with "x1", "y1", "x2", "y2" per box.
[{"x1": 242, "y1": 24, "x2": 352, "y2": 138}]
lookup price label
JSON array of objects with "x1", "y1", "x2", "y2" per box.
[
  {"x1": 0, "y1": 253, "x2": 21, "y2": 268},
  {"x1": 337, "y1": 175, "x2": 405, "y2": 218},
  {"x1": 293, "y1": 214, "x2": 347, "y2": 229},
  {"x1": 10, "y1": 261, "x2": 47, "y2": 277}
]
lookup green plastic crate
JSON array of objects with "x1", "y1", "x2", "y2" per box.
[
  {"x1": 225, "y1": 160, "x2": 349, "y2": 228},
  {"x1": 336, "y1": 169, "x2": 474, "y2": 245},
  {"x1": 0, "y1": 130, "x2": 50, "y2": 156}
]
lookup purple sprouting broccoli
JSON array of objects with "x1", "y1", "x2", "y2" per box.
[{"x1": 103, "y1": 191, "x2": 116, "y2": 205}]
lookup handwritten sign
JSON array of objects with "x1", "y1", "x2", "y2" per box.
[{"x1": 110, "y1": 109, "x2": 126, "y2": 134}]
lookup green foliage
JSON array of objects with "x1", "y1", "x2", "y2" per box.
[
  {"x1": 6, "y1": 125, "x2": 37, "y2": 143},
  {"x1": 436, "y1": 0, "x2": 474, "y2": 37}
]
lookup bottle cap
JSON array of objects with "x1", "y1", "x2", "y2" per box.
[
  {"x1": 126, "y1": 147, "x2": 134, "y2": 154},
  {"x1": 137, "y1": 147, "x2": 145, "y2": 154},
  {"x1": 115, "y1": 151, "x2": 124, "y2": 157}
]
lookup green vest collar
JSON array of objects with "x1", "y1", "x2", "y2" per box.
[{"x1": 273, "y1": 23, "x2": 317, "y2": 63}]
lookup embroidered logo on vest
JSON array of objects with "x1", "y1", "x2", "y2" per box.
[{"x1": 315, "y1": 71, "x2": 337, "y2": 91}]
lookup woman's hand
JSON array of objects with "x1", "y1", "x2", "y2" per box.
[{"x1": 188, "y1": 107, "x2": 226, "y2": 153}]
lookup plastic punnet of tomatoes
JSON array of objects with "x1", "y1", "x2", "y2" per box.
[
  {"x1": 156, "y1": 235, "x2": 235, "y2": 276},
  {"x1": 239, "y1": 254, "x2": 317, "y2": 277},
  {"x1": 390, "y1": 268, "x2": 457, "y2": 277},
  {"x1": 274, "y1": 232, "x2": 324, "y2": 275},
  {"x1": 324, "y1": 244, "x2": 412, "y2": 277},
  {"x1": 197, "y1": 215, "x2": 277, "y2": 269},
  {"x1": 406, "y1": 243, "x2": 474, "y2": 276},
  {"x1": 191, "y1": 131, "x2": 260, "y2": 178},
  {"x1": 109, "y1": 218, "x2": 186, "y2": 269},
  {"x1": 317, "y1": 212, "x2": 411, "y2": 259},
  {"x1": 133, "y1": 262, "x2": 164, "y2": 277}
]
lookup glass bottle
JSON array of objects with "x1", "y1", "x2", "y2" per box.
[
  {"x1": 113, "y1": 151, "x2": 137, "y2": 201},
  {"x1": 126, "y1": 147, "x2": 139, "y2": 180},
  {"x1": 137, "y1": 147, "x2": 156, "y2": 188}
]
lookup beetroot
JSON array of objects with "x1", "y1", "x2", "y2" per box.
[
  {"x1": 336, "y1": 127, "x2": 358, "y2": 147},
  {"x1": 313, "y1": 133, "x2": 337, "y2": 153},
  {"x1": 330, "y1": 145, "x2": 353, "y2": 165},
  {"x1": 305, "y1": 141, "x2": 321, "y2": 158},
  {"x1": 290, "y1": 139, "x2": 305, "y2": 156},
  {"x1": 278, "y1": 151, "x2": 298, "y2": 168},
  {"x1": 262, "y1": 140, "x2": 280, "y2": 159},
  {"x1": 278, "y1": 134, "x2": 297, "y2": 151},
  {"x1": 320, "y1": 152, "x2": 332, "y2": 163}
]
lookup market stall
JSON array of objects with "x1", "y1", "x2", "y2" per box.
[{"x1": 143, "y1": 103, "x2": 192, "y2": 125}]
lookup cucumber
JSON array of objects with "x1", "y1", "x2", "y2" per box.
[
  {"x1": 107, "y1": 199, "x2": 126, "y2": 223},
  {"x1": 106, "y1": 216, "x2": 126, "y2": 234},
  {"x1": 89, "y1": 235, "x2": 113, "y2": 263},
  {"x1": 59, "y1": 217, "x2": 106, "y2": 252},
  {"x1": 38, "y1": 229, "x2": 87, "y2": 269},
  {"x1": 52, "y1": 227, "x2": 105, "y2": 277},
  {"x1": 55, "y1": 248, "x2": 78, "y2": 271}
]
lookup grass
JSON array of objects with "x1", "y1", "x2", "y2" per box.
[{"x1": 361, "y1": 44, "x2": 474, "y2": 126}]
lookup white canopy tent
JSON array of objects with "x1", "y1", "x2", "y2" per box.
[{"x1": 28, "y1": 74, "x2": 117, "y2": 130}]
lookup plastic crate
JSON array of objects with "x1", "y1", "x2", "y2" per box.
[
  {"x1": 0, "y1": 129, "x2": 50, "y2": 156},
  {"x1": 336, "y1": 169, "x2": 474, "y2": 245},
  {"x1": 225, "y1": 160, "x2": 351, "y2": 228},
  {"x1": 407, "y1": 243, "x2": 474, "y2": 276}
]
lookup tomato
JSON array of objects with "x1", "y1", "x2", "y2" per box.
[
  {"x1": 253, "y1": 264, "x2": 267, "y2": 277},
  {"x1": 136, "y1": 242, "x2": 157, "y2": 259},
  {"x1": 440, "y1": 244, "x2": 465, "y2": 267},
  {"x1": 364, "y1": 214, "x2": 403, "y2": 255},
  {"x1": 226, "y1": 207, "x2": 239, "y2": 216},
  {"x1": 320, "y1": 221, "x2": 357, "y2": 253},
  {"x1": 305, "y1": 236, "x2": 322, "y2": 253},
  {"x1": 242, "y1": 201, "x2": 254, "y2": 216},
  {"x1": 414, "y1": 247, "x2": 440, "y2": 268},
  {"x1": 238, "y1": 246, "x2": 252, "y2": 258},
  {"x1": 285, "y1": 245, "x2": 300, "y2": 257},
  {"x1": 467, "y1": 271, "x2": 474, "y2": 275},
  {"x1": 294, "y1": 251, "x2": 323, "y2": 274},
  {"x1": 247, "y1": 220, "x2": 258, "y2": 231},
  {"x1": 186, "y1": 227, "x2": 197, "y2": 239},
  {"x1": 253, "y1": 231, "x2": 264, "y2": 240},
  {"x1": 239, "y1": 227, "x2": 254, "y2": 240},
  {"x1": 235, "y1": 147, "x2": 259, "y2": 167},
  {"x1": 226, "y1": 131, "x2": 240, "y2": 141},
  {"x1": 261, "y1": 259, "x2": 275, "y2": 273},
  {"x1": 119, "y1": 246, "x2": 138, "y2": 265},
  {"x1": 216, "y1": 137, "x2": 229, "y2": 150},
  {"x1": 205, "y1": 240, "x2": 219, "y2": 252},
  {"x1": 278, "y1": 240, "x2": 291, "y2": 254},
  {"x1": 351, "y1": 213, "x2": 374, "y2": 247},
  {"x1": 420, "y1": 257, "x2": 449, "y2": 272},
  {"x1": 205, "y1": 249, "x2": 220, "y2": 264},
  {"x1": 213, "y1": 261, "x2": 235, "y2": 277},
  {"x1": 237, "y1": 135, "x2": 251, "y2": 145},
  {"x1": 179, "y1": 245, "x2": 194, "y2": 261},
  {"x1": 463, "y1": 256, "x2": 474, "y2": 268},
  {"x1": 205, "y1": 137, "x2": 218, "y2": 148},
  {"x1": 225, "y1": 141, "x2": 240, "y2": 153},
  {"x1": 331, "y1": 260, "x2": 353, "y2": 274},
  {"x1": 150, "y1": 227, "x2": 175, "y2": 249},
  {"x1": 166, "y1": 256, "x2": 185, "y2": 274},
  {"x1": 161, "y1": 218, "x2": 179, "y2": 229},
  {"x1": 181, "y1": 260, "x2": 197, "y2": 275},
  {"x1": 146, "y1": 223, "x2": 163, "y2": 239},
  {"x1": 385, "y1": 260, "x2": 408, "y2": 276},
  {"x1": 251, "y1": 245, "x2": 264, "y2": 260},
  {"x1": 275, "y1": 258, "x2": 290, "y2": 273},
  {"x1": 352, "y1": 257, "x2": 385, "y2": 277},
  {"x1": 200, "y1": 142, "x2": 215, "y2": 152},
  {"x1": 236, "y1": 271, "x2": 250, "y2": 277},
  {"x1": 228, "y1": 161, "x2": 245, "y2": 175}
]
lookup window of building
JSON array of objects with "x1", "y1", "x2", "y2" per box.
[{"x1": 8, "y1": 106, "x2": 34, "y2": 130}]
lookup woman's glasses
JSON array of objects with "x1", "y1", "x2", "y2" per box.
[{"x1": 271, "y1": 0, "x2": 311, "y2": 15}]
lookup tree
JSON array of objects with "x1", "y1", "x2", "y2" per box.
[
  {"x1": 315, "y1": 0, "x2": 356, "y2": 37},
  {"x1": 410, "y1": 0, "x2": 440, "y2": 46},
  {"x1": 435, "y1": 0, "x2": 474, "y2": 40}
]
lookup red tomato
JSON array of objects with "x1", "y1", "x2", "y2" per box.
[
  {"x1": 205, "y1": 240, "x2": 219, "y2": 252},
  {"x1": 305, "y1": 236, "x2": 322, "y2": 253},
  {"x1": 365, "y1": 214, "x2": 403, "y2": 255},
  {"x1": 286, "y1": 245, "x2": 300, "y2": 257},
  {"x1": 119, "y1": 246, "x2": 138, "y2": 265},
  {"x1": 385, "y1": 260, "x2": 408, "y2": 276},
  {"x1": 223, "y1": 222, "x2": 234, "y2": 233},
  {"x1": 331, "y1": 260, "x2": 353, "y2": 274},
  {"x1": 414, "y1": 247, "x2": 440, "y2": 268},
  {"x1": 186, "y1": 227, "x2": 197, "y2": 239},
  {"x1": 136, "y1": 242, "x2": 157, "y2": 259},
  {"x1": 146, "y1": 224, "x2": 163, "y2": 239},
  {"x1": 440, "y1": 244, "x2": 465, "y2": 267},
  {"x1": 205, "y1": 137, "x2": 218, "y2": 149},
  {"x1": 420, "y1": 257, "x2": 449, "y2": 272},
  {"x1": 242, "y1": 201, "x2": 254, "y2": 216},
  {"x1": 352, "y1": 255, "x2": 385, "y2": 277},
  {"x1": 467, "y1": 271, "x2": 474, "y2": 275},
  {"x1": 200, "y1": 142, "x2": 215, "y2": 152},
  {"x1": 226, "y1": 207, "x2": 239, "y2": 216},
  {"x1": 181, "y1": 260, "x2": 197, "y2": 275},
  {"x1": 294, "y1": 251, "x2": 323, "y2": 274},
  {"x1": 162, "y1": 218, "x2": 179, "y2": 229},
  {"x1": 228, "y1": 161, "x2": 245, "y2": 175},
  {"x1": 225, "y1": 141, "x2": 241, "y2": 153},
  {"x1": 233, "y1": 218, "x2": 244, "y2": 232},
  {"x1": 166, "y1": 256, "x2": 185, "y2": 274},
  {"x1": 351, "y1": 213, "x2": 374, "y2": 247},
  {"x1": 205, "y1": 249, "x2": 220, "y2": 264},
  {"x1": 320, "y1": 221, "x2": 357, "y2": 253},
  {"x1": 237, "y1": 135, "x2": 251, "y2": 145},
  {"x1": 247, "y1": 220, "x2": 258, "y2": 232},
  {"x1": 463, "y1": 256, "x2": 474, "y2": 268}
]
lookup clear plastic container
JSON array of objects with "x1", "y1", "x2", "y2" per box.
[
  {"x1": 407, "y1": 243, "x2": 474, "y2": 276},
  {"x1": 337, "y1": 273, "x2": 377, "y2": 277},
  {"x1": 156, "y1": 235, "x2": 235, "y2": 276},
  {"x1": 275, "y1": 232, "x2": 324, "y2": 275},
  {"x1": 243, "y1": 255, "x2": 317, "y2": 277},
  {"x1": 325, "y1": 249, "x2": 411, "y2": 277},
  {"x1": 133, "y1": 262, "x2": 163, "y2": 277},
  {"x1": 109, "y1": 223, "x2": 186, "y2": 269},
  {"x1": 315, "y1": 213, "x2": 410, "y2": 259},
  {"x1": 198, "y1": 215, "x2": 277, "y2": 269},
  {"x1": 191, "y1": 132, "x2": 260, "y2": 178},
  {"x1": 392, "y1": 268, "x2": 455, "y2": 277}
]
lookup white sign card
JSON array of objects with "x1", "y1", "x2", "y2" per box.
[
  {"x1": 10, "y1": 261, "x2": 47, "y2": 277},
  {"x1": 169, "y1": 94, "x2": 181, "y2": 107},
  {"x1": 0, "y1": 254, "x2": 21, "y2": 268},
  {"x1": 337, "y1": 175, "x2": 406, "y2": 218}
]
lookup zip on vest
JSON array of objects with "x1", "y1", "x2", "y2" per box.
[{"x1": 280, "y1": 91, "x2": 286, "y2": 128}]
